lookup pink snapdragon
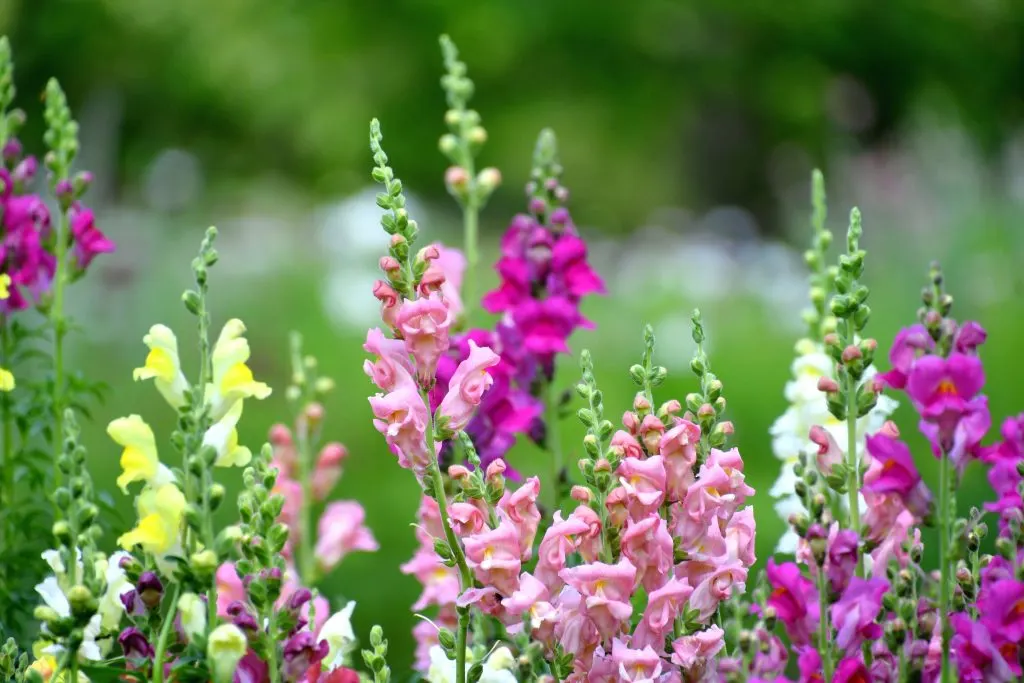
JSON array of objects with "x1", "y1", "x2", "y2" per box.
[
  {"x1": 830, "y1": 577, "x2": 888, "y2": 653},
  {"x1": 659, "y1": 420, "x2": 700, "y2": 501},
  {"x1": 497, "y1": 476, "x2": 541, "y2": 560},
  {"x1": 670, "y1": 625, "x2": 725, "y2": 671},
  {"x1": 620, "y1": 514, "x2": 674, "y2": 592},
  {"x1": 436, "y1": 340, "x2": 500, "y2": 433},
  {"x1": 462, "y1": 516, "x2": 523, "y2": 596},
  {"x1": 396, "y1": 293, "x2": 453, "y2": 386},
  {"x1": 363, "y1": 327, "x2": 415, "y2": 391},
  {"x1": 616, "y1": 456, "x2": 667, "y2": 519},
  {"x1": 369, "y1": 382, "x2": 431, "y2": 472},
  {"x1": 314, "y1": 502, "x2": 379, "y2": 573},
  {"x1": 766, "y1": 559, "x2": 819, "y2": 646},
  {"x1": 632, "y1": 577, "x2": 694, "y2": 650},
  {"x1": 863, "y1": 431, "x2": 933, "y2": 518},
  {"x1": 610, "y1": 639, "x2": 662, "y2": 682},
  {"x1": 560, "y1": 558, "x2": 636, "y2": 640},
  {"x1": 68, "y1": 204, "x2": 115, "y2": 271}
]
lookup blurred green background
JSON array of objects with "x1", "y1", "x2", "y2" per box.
[{"x1": 4, "y1": 0, "x2": 1024, "y2": 674}]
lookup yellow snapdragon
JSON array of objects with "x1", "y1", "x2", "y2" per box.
[
  {"x1": 107, "y1": 415, "x2": 174, "y2": 493},
  {"x1": 117, "y1": 483, "x2": 186, "y2": 555},
  {"x1": 207, "y1": 319, "x2": 271, "y2": 419},
  {"x1": 132, "y1": 324, "x2": 189, "y2": 409},
  {"x1": 0, "y1": 274, "x2": 13, "y2": 392},
  {"x1": 202, "y1": 399, "x2": 252, "y2": 467}
]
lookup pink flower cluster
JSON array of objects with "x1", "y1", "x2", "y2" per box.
[
  {"x1": 406, "y1": 400, "x2": 757, "y2": 681},
  {"x1": 482, "y1": 200, "x2": 604, "y2": 376},
  {"x1": 0, "y1": 141, "x2": 114, "y2": 313},
  {"x1": 366, "y1": 246, "x2": 502, "y2": 477},
  {"x1": 269, "y1": 419, "x2": 378, "y2": 574}
]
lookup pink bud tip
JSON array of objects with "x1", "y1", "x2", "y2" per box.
[
  {"x1": 421, "y1": 245, "x2": 440, "y2": 262},
  {"x1": 445, "y1": 166, "x2": 470, "y2": 188},
  {"x1": 389, "y1": 234, "x2": 407, "y2": 247},
  {"x1": 879, "y1": 420, "x2": 900, "y2": 439},
  {"x1": 924, "y1": 310, "x2": 942, "y2": 326},
  {"x1": 817, "y1": 377, "x2": 840, "y2": 393},
  {"x1": 633, "y1": 393, "x2": 652, "y2": 411},
  {"x1": 485, "y1": 459, "x2": 507, "y2": 478},
  {"x1": 448, "y1": 465, "x2": 471, "y2": 481},
  {"x1": 717, "y1": 421, "x2": 735, "y2": 435},
  {"x1": 269, "y1": 424, "x2": 293, "y2": 446},
  {"x1": 622, "y1": 411, "x2": 640, "y2": 434},
  {"x1": 823, "y1": 333, "x2": 839, "y2": 347},
  {"x1": 304, "y1": 402, "x2": 325, "y2": 423},
  {"x1": 660, "y1": 399, "x2": 682, "y2": 415},
  {"x1": 570, "y1": 486, "x2": 592, "y2": 503},
  {"x1": 317, "y1": 443, "x2": 347, "y2": 465},
  {"x1": 841, "y1": 345, "x2": 862, "y2": 363},
  {"x1": 809, "y1": 425, "x2": 829, "y2": 452},
  {"x1": 696, "y1": 403, "x2": 716, "y2": 419},
  {"x1": 861, "y1": 338, "x2": 878, "y2": 351},
  {"x1": 379, "y1": 256, "x2": 401, "y2": 273},
  {"x1": 594, "y1": 458, "x2": 611, "y2": 473}
]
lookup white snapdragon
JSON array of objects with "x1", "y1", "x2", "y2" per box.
[{"x1": 769, "y1": 339, "x2": 898, "y2": 553}]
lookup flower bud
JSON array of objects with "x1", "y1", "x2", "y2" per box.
[
  {"x1": 52, "y1": 520, "x2": 72, "y2": 544},
  {"x1": 468, "y1": 127, "x2": 487, "y2": 145},
  {"x1": 445, "y1": 166, "x2": 470, "y2": 192},
  {"x1": 67, "y1": 585, "x2": 97, "y2": 619},
  {"x1": 571, "y1": 486, "x2": 592, "y2": 503},
  {"x1": 633, "y1": 392, "x2": 652, "y2": 413},
  {"x1": 439, "y1": 134, "x2": 459, "y2": 156},
  {"x1": 448, "y1": 464, "x2": 472, "y2": 482},
  {"x1": 182, "y1": 289, "x2": 202, "y2": 315},
  {"x1": 477, "y1": 167, "x2": 501, "y2": 194}
]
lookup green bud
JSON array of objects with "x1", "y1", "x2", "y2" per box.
[
  {"x1": 433, "y1": 538, "x2": 453, "y2": 561},
  {"x1": 67, "y1": 585, "x2": 96, "y2": 619},
  {"x1": 209, "y1": 483, "x2": 226, "y2": 511},
  {"x1": 52, "y1": 520, "x2": 72, "y2": 544},
  {"x1": 439, "y1": 134, "x2": 458, "y2": 156},
  {"x1": 629, "y1": 364, "x2": 645, "y2": 386},
  {"x1": 370, "y1": 624, "x2": 385, "y2": 649},
  {"x1": 437, "y1": 628, "x2": 456, "y2": 651},
  {"x1": 467, "y1": 663, "x2": 484, "y2": 683}
]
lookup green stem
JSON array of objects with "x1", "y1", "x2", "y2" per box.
[
  {"x1": 152, "y1": 585, "x2": 182, "y2": 683},
  {"x1": 1, "y1": 316, "x2": 11, "y2": 554},
  {"x1": 266, "y1": 611, "x2": 281, "y2": 683},
  {"x1": 843, "y1": 321, "x2": 863, "y2": 578},
  {"x1": 938, "y1": 451, "x2": 952, "y2": 683},
  {"x1": 816, "y1": 569, "x2": 833, "y2": 681},
  {"x1": 462, "y1": 197, "x2": 479, "y2": 318},
  {"x1": 51, "y1": 210, "x2": 68, "y2": 495},
  {"x1": 422, "y1": 389, "x2": 473, "y2": 683},
  {"x1": 545, "y1": 377, "x2": 563, "y2": 511},
  {"x1": 296, "y1": 413, "x2": 316, "y2": 586},
  {"x1": 898, "y1": 645, "x2": 908, "y2": 683}
]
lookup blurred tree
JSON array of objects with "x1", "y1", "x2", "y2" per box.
[{"x1": 4, "y1": 0, "x2": 1023, "y2": 232}]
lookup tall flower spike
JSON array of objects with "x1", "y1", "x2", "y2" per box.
[
  {"x1": 370, "y1": 118, "x2": 421, "y2": 301},
  {"x1": 438, "y1": 35, "x2": 500, "y2": 312}
]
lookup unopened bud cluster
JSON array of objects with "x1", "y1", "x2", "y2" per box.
[
  {"x1": 370, "y1": 118, "x2": 422, "y2": 301},
  {"x1": 438, "y1": 34, "x2": 500, "y2": 210},
  {"x1": 685, "y1": 310, "x2": 732, "y2": 463}
]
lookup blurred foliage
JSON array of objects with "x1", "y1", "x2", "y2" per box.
[{"x1": 4, "y1": 0, "x2": 1024, "y2": 233}]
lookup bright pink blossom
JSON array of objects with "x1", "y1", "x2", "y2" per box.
[
  {"x1": 534, "y1": 512, "x2": 592, "y2": 592},
  {"x1": 863, "y1": 431, "x2": 933, "y2": 518},
  {"x1": 396, "y1": 293, "x2": 453, "y2": 385},
  {"x1": 620, "y1": 514, "x2": 674, "y2": 592},
  {"x1": 659, "y1": 420, "x2": 700, "y2": 502},
  {"x1": 831, "y1": 577, "x2": 888, "y2": 653},
  {"x1": 400, "y1": 546, "x2": 459, "y2": 610},
  {"x1": 610, "y1": 639, "x2": 662, "y2": 682},
  {"x1": 810, "y1": 425, "x2": 843, "y2": 476},
  {"x1": 372, "y1": 281, "x2": 401, "y2": 332},
  {"x1": 616, "y1": 456, "x2": 667, "y2": 519},
  {"x1": 610, "y1": 430, "x2": 645, "y2": 461},
  {"x1": 979, "y1": 579, "x2": 1024, "y2": 643},
  {"x1": 363, "y1": 327, "x2": 415, "y2": 391},
  {"x1": 498, "y1": 476, "x2": 541, "y2": 560},
  {"x1": 437, "y1": 340, "x2": 500, "y2": 432},
  {"x1": 670, "y1": 625, "x2": 725, "y2": 670},
  {"x1": 68, "y1": 205, "x2": 115, "y2": 271},
  {"x1": 314, "y1": 501, "x2": 379, "y2": 573},
  {"x1": 369, "y1": 383, "x2": 431, "y2": 471},
  {"x1": 632, "y1": 577, "x2": 693, "y2": 651},
  {"x1": 560, "y1": 558, "x2": 636, "y2": 640},
  {"x1": 877, "y1": 324, "x2": 934, "y2": 390},
  {"x1": 462, "y1": 516, "x2": 522, "y2": 595},
  {"x1": 311, "y1": 443, "x2": 347, "y2": 500},
  {"x1": 725, "y1": 507, "x2": 757, "y2": 567},
  {"x1": 951, "y1": 613, "x2": 1016, "y2": 682},
  {"x1": 448, "y1": 502, "x2": 486, "y2": 537},
  {"x1": 424, "y1": 243, "x2": 466, "y2": 319},
  {"x1": 832, "y1": 657, "x2": 871, "y2": 683},
  {"x1": 690, "y1": 561, "x2": 747, "y2": 621},
  {"x1": 766, "y1": 559, "x2": 819, "y2": 646},
  {"x1": 502, "y1": 572, "x2": 557, "y2": 642}
]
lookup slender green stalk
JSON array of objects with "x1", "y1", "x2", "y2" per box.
[
  {"x1": 898, "y1": 646, "x2": 908, "y2": 683},
  {"x1": 843, "y1": 320, "x2": 864, "y2": 578},
  {"x1": 152, "y1": 585, "x2": 182, "y2": 683},
  {"x1": 422, "y1": 388, "x2": 473, "y2": 683},
  {"x1": 1, "y1": 317, "x2": 12, "y2": 551},
  {"x1": 816, "y1": 569, "x2": 833, "y2": 681},
  {"x1": 938, "y1": 452, "x2": 952, "y2": 683},
  {"x1": 51, "y1": 210, "x2": 69, "y2": 494},
  {"x1": 295, "y1": 414, "x2": 316, "y2": 585},
  {"x1": 545, "y1": 377, "x2": 563, "y2": 510},
  {"x1": 266, "y1": 611, "x2": 281, "y2": 683},
  {"x1": 462, "y1": 193, "x2": 479, "y2": 316}
]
